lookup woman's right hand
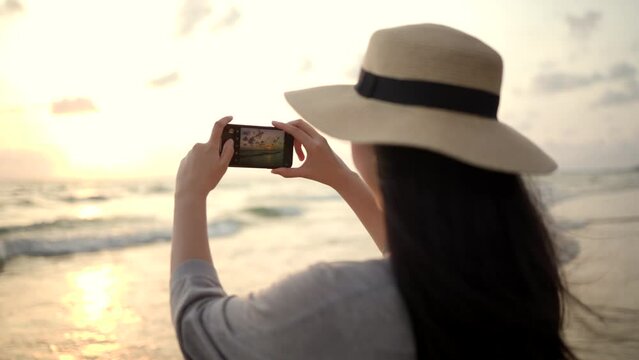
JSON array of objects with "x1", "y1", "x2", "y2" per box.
[
  {"x1": 271, "y1": 119, "x2": 354, "y2": 189},
  {"x1": 273, "y1": 119, "x2": 388, "y2": 253}
]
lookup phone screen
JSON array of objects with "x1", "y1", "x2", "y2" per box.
[{"x1": 222, "y1": 124, "x2": 293, "y2": 168}]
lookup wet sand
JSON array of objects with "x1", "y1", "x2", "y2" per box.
[
  {"x1": 1, "y1": 189, "x2": 638, "y2": 359},
  {"x1": 0, "y1": 199, "x2": 380, "y2": 359}
]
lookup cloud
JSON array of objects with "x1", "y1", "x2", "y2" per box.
[
  {"x1": 532, "y1": 62, "x2": 639, "y2": 106},
  {"x1": 597, "y1": 80, "x2": 639, "y2": 106},
  {"x1": 149, "y1": 71, "x2": 179, "y2": 87},
  {"x1": 533, "y1": 71, "x2": 602, "y2": 93},
  {"x1": 597, "y1": 63, "x2": 639, "y2": 106},
  {"x1": 0, "y1": 0, "x2": 22, "y2": 16},
  {"x1": 533, "y1": 62, "x2": 637, "y2": 93},
  {"x1": 51, "y1": 98, "x2": 97, "y2": 115},
  {"x1": 608, "y1": 62, "x2": 636, "y2": 80},
  {"x1": 211, "y1": 7, "x2": 240, "y2": 30},
  {"x1": 179, "y1": 0, "x2": 211, "y2": 36},
  {"x1": 566, "y1": 11, "x2": 602, "y2": 39}
]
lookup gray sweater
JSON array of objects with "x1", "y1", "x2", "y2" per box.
[{"x1": 170, "y1": 257, "x2": 416, "y2": 359}]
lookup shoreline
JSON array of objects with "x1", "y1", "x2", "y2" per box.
[
  {"x1": 1, "y1": 188, "x2": 638, "y2": 359},
  {"x1": 0, "y1": 198, "x2": 380, "y2": 359}
]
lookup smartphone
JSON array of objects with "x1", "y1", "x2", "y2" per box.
[{"x1": 221, "y1": 124, "x2": 294, "y2": 169}]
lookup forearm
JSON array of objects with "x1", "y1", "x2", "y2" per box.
[
  {"x1": 171, "y1": 195, "x2": 212, "y2": 273},
  {"x1": 334, "y1": 171, "x2": 387, "y2": 254}
]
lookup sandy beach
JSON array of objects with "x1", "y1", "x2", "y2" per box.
[
  {"x1": 0, "y1": 181, "x2": 638, "y2": 359},
  {"x1": 0, "y1": 189, "x2": 380, "y2": 359}
]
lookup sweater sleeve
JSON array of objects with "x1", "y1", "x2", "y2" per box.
[
  {"x1": 170, "y1": 259, "x2": 355, "y2": 360},
  {"x1": 170, "y1": 259, "x2": 229, "y2": 359}
]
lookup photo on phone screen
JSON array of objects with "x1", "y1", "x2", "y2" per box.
[{"x1": 222, "y1": 124, "x2": 293, "y2": 169}]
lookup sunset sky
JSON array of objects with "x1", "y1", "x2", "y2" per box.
[{"x1": 1, "y1": 0, "x2": 638, "y2": 179}]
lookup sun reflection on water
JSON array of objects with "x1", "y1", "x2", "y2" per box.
[
  {"x1": 65, "y1": 266, "x2": 116, "y2": 326},
  {"x1": 59, "y1": 265, "x2": 141, "y2": 358},
  {"x1": 77, "y1": 204, "x2": 102, "y2": 219}
]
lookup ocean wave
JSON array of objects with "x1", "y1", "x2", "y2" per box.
[
  {"x1": 1, "y1": 229, "x2": 173, "y2": 258},
  {"x1": 0, "y1": 198, "x2": 36, "y2": 208},
  {"x1": 553, "y1": 215, "x2": 639, "y2": 234},
  {"x1": 287, "y1": 194, "x2": 341, "y2": 201},
  {"x1": 554, "y1": 219, "x2": 591, "y2": 232},
  {"x1": 587, "y1": 215, "x2": 639, "y2": 224},
  {"x1": 0, "y1": 218, "x2": 243, "y2": 267},
  {"x1": 59, "y1": 194, "x2": 111, "y2": 203},
  {"x1": 555, "y1": 235, "x2": 580, "y2": 265},
  {"x1": 0, "y1": 204, "x2": 300, "y2": 266},
  {"x1": 536, "y1": 170, "x2": 639, "y2": 206},
  {"x1": 208, "y1": 219, "x2": 243, "y2": 236},
  {"x1": 125, "y1": 183, "x2": 173, "y2": 195},
  {"x1": 145, "y1": 184, "x2": 173, "y2": 194},
  {"x1": 244, "y1": 206, "x2": 303, "y2": 218},
  {"x1": 0, "y1": 216, "x2": 150, "y2": 236},
  {"x1": 15, "y1": 199, "x2": 35, "y2": 207}
]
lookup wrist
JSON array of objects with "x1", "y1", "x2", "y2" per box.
[{"x1": 174, "y1": 190, "x2": 207, "y2": 205}]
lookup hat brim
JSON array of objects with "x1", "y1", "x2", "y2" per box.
[{"x1": 284, "y1": 85, "x2": 557, "y2": 174}]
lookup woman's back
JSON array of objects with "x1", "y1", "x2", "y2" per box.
[{"x1": 171, "y1": 257, "x2": 416, "y2": 359}]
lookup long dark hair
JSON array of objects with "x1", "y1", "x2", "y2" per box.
[{"x1": 375, "y1": 145, "x2": 577, "y2": 360}]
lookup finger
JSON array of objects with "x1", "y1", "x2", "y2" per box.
[
  {"x1": 290, "y1": 119, "x2": 321, "y2": 138},
  {"x1": 220, "y1": 138, "x2": 234, "y2": 165},
  {"x1": 209, "y1": 115, "x2": 234, "y2": 150},
  {"x1": 294, "y1": 139, "x2": 305, "y2": 161},
  {"x1": 272, "y1": 120, "x2": 313, "y2": 146},
  {"x1": 271, "y1": 167, "x2": 305, "y2": 179}
]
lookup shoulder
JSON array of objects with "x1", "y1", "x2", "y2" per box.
[
  {"x1": 241, "y1": 257, "x2": 403, "y2": 328},
  {"x1": 254, "y1": 257, "x2": 395, "y2": 302},
  {"x1": 304, "y1": 257, "x2": 396, "y2": 293},
  {"x1": 235, "y1": 257, "x2": 414, "y2": 357}
]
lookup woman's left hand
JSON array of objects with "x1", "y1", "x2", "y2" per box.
[{"x1": 175, "y1": 116, "x2": 235, "y2": 200}]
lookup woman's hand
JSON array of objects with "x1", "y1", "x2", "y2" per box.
[
  {"x1": 272, "y1": 119, "x2": 388, "y2": 253},
  {"x1": 271, "y1": 119, "x2": 353, "y2": 189},
  {"x1": 175, "y1": 116, "x2": 235, "y2": 201}
]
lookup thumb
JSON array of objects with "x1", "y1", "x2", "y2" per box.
[
  {"x1": 271, "y1": 167, "x2": 303, "y2": 178},
  {"x1": 220, "y1": 139, "x2": 234, "y2": 165}
]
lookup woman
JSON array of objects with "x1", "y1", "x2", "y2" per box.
[{"x1": 171, "y1": 24, "x2": 577, "y2": 359}]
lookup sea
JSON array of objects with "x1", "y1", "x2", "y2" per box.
[
  {"x1": 0, "y1": 171, "x2": 339, "y2": 269},
  {"x1": 1, "y1": 168, "x2": 639, "y2": 359},
  {"x1": 1, "y1": 168, "x2": 638, "y2": 269}
]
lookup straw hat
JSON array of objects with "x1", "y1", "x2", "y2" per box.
[{"x1": 284, "y1": 24, "x2": 557, "y2": 174}]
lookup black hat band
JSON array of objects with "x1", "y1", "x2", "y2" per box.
[{"x1": 355, "y1": 69, "x2": 499, "y2": 119}]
